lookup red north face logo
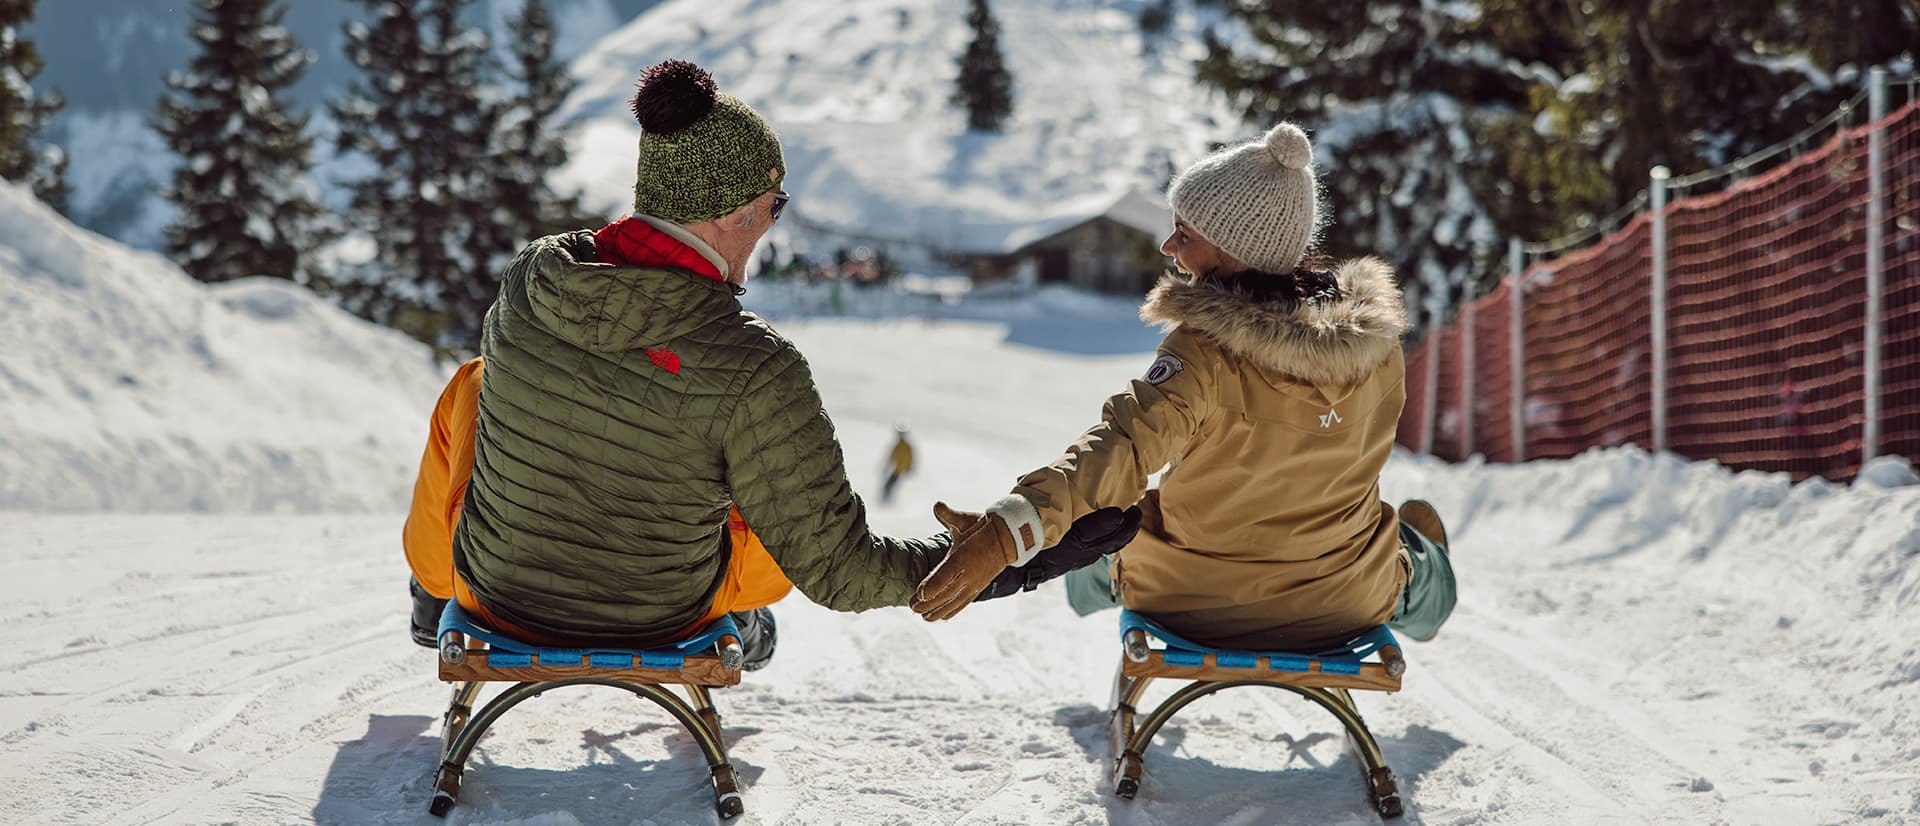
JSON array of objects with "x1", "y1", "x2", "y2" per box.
[{"x1": 647, "y1": 348, "x2": 681, "y2": 374}]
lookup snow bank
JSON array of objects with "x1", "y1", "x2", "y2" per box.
[
  {"x1": 0, "y1": 182, "x2": 446, "y2": 512},
  {"x1": 1380, "y1": 446, "x2": 1920, "y2": 823}
]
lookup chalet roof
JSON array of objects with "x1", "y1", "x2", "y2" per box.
[{"x1": 1000, "y1": 188, "x2": 1172, "y2": 254}]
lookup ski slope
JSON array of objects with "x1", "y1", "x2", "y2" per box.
[{"x1": 3, "y1": 182, "x2": 1920, "y2": 824}]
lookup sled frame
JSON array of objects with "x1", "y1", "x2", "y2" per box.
[
  {"x1": 427, "y1": 603, "x2": 747, "y2": 819},
  {"x1": 1108, "y1": 610, "x2": 1407, "y2": 819}
]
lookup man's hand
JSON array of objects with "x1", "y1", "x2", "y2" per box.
[
  {"x1": 911, "y1": 502, "x2": 1019, "y2": 621},
  {"x1": 972, "y1": 506, "x2": 1141, "y2": 602}
]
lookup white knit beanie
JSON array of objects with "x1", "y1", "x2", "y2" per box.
[{"x1": 1167, "y1": 122, "x2": 1319, "y2": 273}]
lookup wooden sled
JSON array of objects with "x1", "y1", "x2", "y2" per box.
[
  {"x1": 428, "y1": 602, "x2": 748, "y2": 819},
  {"x1": 1109, "y1": 610, "x2": 1408, "y2": 818}
]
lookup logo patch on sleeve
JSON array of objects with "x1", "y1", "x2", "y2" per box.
[{"x1": 1143, "y1": 354, "x2": 1184, "y2": 385}]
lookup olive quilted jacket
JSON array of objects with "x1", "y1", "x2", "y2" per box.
[{"x1": 452, "y1": 230, "x2": 948, "y2": 645}]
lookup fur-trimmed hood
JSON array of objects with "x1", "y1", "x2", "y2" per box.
[{"x1": 1139, "y1": 257, "x2": 1407, "y2": 387}]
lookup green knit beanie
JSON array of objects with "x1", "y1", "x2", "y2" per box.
[{"x1": 629, "y1": 60, "x2": 785, "y2": 223}]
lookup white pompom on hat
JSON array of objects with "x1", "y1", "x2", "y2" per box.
[{"x1": 1167, "y1": 122, "x2": 1320, "y2": 273}]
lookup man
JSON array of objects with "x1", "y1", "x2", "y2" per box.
[{"x1": 402, "y1": 59, "x2": 948, "y2": 668}]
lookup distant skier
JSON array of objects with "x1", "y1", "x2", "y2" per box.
[
  {"x1": 910, "y1": 123, "x2": 1457, "y2": 652},
  {"x1": 881, "y1": 426, "x2": 914, "y2": 503}
]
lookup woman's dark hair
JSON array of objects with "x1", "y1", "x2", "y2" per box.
[{"x1": 1207, "y1": 254, "x2": 1342, "y2": 313}]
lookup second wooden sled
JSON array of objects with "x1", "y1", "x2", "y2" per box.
[
  {"x1": 428, "y1": 602, "x2": 748, "y2": 818},
  {"x1": 1109, "y1": 609, "x2": 1409, "y2": 818}
]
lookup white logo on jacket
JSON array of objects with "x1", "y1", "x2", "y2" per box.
[{"x1": 1318, "y1": 409, "x2": 1343, "y2": 428}]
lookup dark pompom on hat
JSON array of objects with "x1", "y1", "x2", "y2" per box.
[{"x1": 630, "y1": 59, "x2": 718, "y2": 135}]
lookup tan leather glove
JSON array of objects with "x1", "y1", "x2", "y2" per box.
[{"x1": 911, "y1": 502, "x2": 1019, "y2": 621}]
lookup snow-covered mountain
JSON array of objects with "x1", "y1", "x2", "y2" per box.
[
  {"x1": 555, "y1": 0, "x2": 1235, "y2": 259},
  {"x1": 0, "y1": 181, "x2": 446, "y2": 512},
  {"x1": 27, "y1": 0, "x2": 665, "y2": 249}
]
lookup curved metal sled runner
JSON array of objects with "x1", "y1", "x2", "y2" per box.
[
  {"x1": 1109, "y1": 609, "x2": 1408, "y2": 818},
  {"x1": 427, "y1": 602, "x2": 748, "y2": 818}
]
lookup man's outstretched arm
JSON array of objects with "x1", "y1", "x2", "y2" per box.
[{"x1": 722, "y1": 345, "x2": 950, "y2": 611}]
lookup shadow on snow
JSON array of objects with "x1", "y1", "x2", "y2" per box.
[
  {"x1": 1052, "y1": 701, "x2": 1467, "y2": 824},
  {"x1": 313, "y1": 711, "x2": 766, "y2": 825}
]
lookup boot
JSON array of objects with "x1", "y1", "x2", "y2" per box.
[
  {"x1": 1397, "y1": 499, "x2": 1448, "y2": 552},
  {"x1": 728, "y1": 607, "x2": 777, "y2": 671},
  {"x1": 1391, "y1": 499, "x2": 1456, "y2": 642},
  {"x1": 410, "y1": 577, "x2": 448, "y2": 649}
]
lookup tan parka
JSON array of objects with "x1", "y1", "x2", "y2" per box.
[{"x1": 1005, "y1": 257, "x2": 1410, "y2": 652}]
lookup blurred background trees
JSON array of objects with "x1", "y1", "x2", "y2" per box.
[{"x1": 1189, "y1": 0, "x2": 1918, "y2": 323}]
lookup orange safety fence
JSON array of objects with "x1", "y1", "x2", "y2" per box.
[{"x1": 1401, "y1": 98, "x2": 1920, "y2": 481}]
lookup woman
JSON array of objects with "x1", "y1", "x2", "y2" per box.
[{"x1": 911, "y1": 123, "x2": 1455, "y2": 651}]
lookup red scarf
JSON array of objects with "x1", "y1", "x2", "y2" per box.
[{"x1": 593, "y1": 216, "x2": 724, "y2": 282}]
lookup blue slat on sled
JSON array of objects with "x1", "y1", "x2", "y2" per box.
[
  {"x1": 588, "y1": 653, "x2": 633, "y2": 669},
  {"x1": 438, "y1": 601, "x2": 739, "y2": 670},
  {"x1": 1216, "y1": 652, "x2": 1259, "y2": 669},
  {"x1": 1118, "y1": 609, "x2": 1397, "y2": 674},
  {"x1": 1164, "y1": 649, "x2": 1206, "y2": 667}
]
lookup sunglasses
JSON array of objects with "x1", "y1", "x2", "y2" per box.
[{"x1": 771, "y1": 191, "x2": 790, "y2": 222}]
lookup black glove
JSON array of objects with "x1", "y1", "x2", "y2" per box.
[{"x1": 972, "y1": 505, "x2": 1142, "y2": 602}]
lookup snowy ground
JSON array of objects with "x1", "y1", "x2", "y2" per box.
[
  {"x1": 4, "y1": 312, "x2": 1920, "y2": 824},
  {"x1": 4, "y1": 182, "x2": 1920, "y2": 824}
]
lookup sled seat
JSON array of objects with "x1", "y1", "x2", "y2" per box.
[
  {"x1": 428, "y1": 602, "x2": 747, "y2": 819},
  {"x1": 1110, "y1": 609, "x2": 1407, "y2": 818}
]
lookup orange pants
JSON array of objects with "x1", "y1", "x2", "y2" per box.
[{"x1": 402, "y1": 357, "x2": 792, "y2": 642}]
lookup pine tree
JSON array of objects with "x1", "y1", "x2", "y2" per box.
[
  {"x1": 332, "y1": 0, "x2": 501, "y2": 352},
  {"x1": 1195, "y1": 2, "x2": 1560, "y2": 319},
  {"x1": 424, "y1": 0, "x2": 507, "y2": 353},
  {"x1": 0, "y1": 0, "x2": 67, "y2": 211},
  {"x1": 155, "y1": 0, "x2": 333, "y2": 286},
  {"x1": 952, "y1": 0, "x2": 1013, "y2": 132},
  {"x1": 485, "y1": 0, "x2": 595, "y2": 266}
]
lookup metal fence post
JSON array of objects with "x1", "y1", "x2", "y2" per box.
[
  {"x1": 1864, "y1": 66, "x2": 1887, "y2": 464},
  {"x1": 1650, "y1": 166, "x2": 1671, "y2": 455},
  {"x1": 1420, "y1": 305, "x2": 1441, "y2": 456},
  {"x1": 1508, "y1": 239, "x2": 1526, "y2": 462},
  {"x1": 1460, "y1": 282, "x2": 1476, "y2": 458}
]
